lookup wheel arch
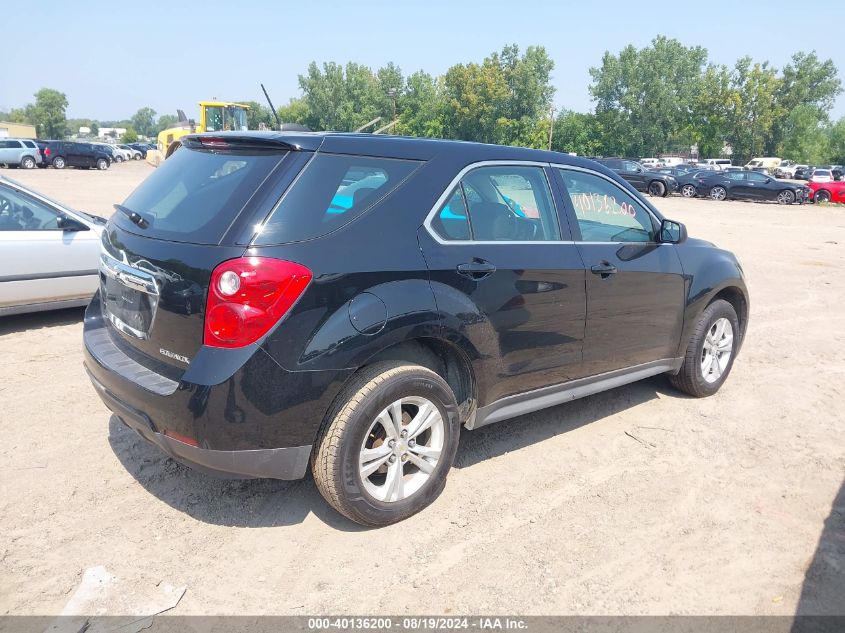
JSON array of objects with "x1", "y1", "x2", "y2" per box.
[
  {"x1": 709, "y1": 285, "x2": 749, "y2": 350},
  {"x1": 348, "y1": 337, "x2": 477, "y2": 426},
  {"x1": 675, "y1": 243, "x2": 750, "y2": 360}
]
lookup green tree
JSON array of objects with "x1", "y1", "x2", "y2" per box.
[
  {"x1": 396, "y1": 71, "x2": 443, "y2": 138},
  {"x1": 122, "y1": 127, "x2": 139, "y2": 143},
  {"x1": 131, "y1": 107, "x2": 157, "y2": 137},
  {"x1": 723, "y1": 58, "x2": 782, "y2": 165},
  {"x1": 439, "y1": 44, "x2": 553, "y2": 146},
  {"x1": 589, "y1": 36, "x2": 708, "y2": 157},
  {"x1": 155, "y1": 114, "x2": 179, "y2": 134},
  {"x1": 551, "y1": 110, "x2": 601, "y2": 156},
  {"x1": 827, "y1": 117, "x2": 845, "y2": 164},
  {"x1": 298, "y1": 61, "x2": 382, "y2": 131},
  {"x1": 780, "y1": 104, "x2": 830, "y2": 163},
  {"x1": 90, "y1": 121, "x2": 99, "y2": 137},
  {"x1": 29, "y1": 88, "x2": 69, "y2": 138},
  {"x1": 441, "y1": 55, "x2": 510, "y2": 143},
  {"x1": 689, "y1": 64, "x2": 732, "y2": 159},
  {"x1": 769, "y1": 51, "x2": 842, "y2": 154},
  {"x1": 277, "y1": 98, "x2": 308, "y2": 126}
]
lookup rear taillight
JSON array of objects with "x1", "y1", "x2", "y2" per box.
[
  {"x1": 204, "y1": 257, "x2": 312, "y2": 348},
  {"x1": 44, "y1": 148, "x2": 51, "y2": 157}
]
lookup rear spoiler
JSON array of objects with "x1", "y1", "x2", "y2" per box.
[{"x1": 182, "y1": 132, "x2": 323, "y2": 152}]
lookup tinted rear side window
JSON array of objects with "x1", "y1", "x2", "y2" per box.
[
  {"x1": 254, "y1": 153, "x2": 422, "y2": 244},
  {"x1": 118, "y1": 146, "x2": 287, "y2": 244}
]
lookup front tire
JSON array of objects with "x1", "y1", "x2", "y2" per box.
[
  {"x1": 96, "y1": 158, "x2": 108, "y2": 170},
  {"x1": 648, "y1": 180, "x2": 667, "y2": 197},
  {"x1": 681, "y1": 184, "x2": 697, "y2": 198},
  {"x1": 670, "y1": 299, "x2": 739, "y2": 397},
  {"x1": 311, "y1": 361, "x2": 460, "y2": 527},
  {"x1": 814, "y1": 190, "x2": 831, "y2": 204}
]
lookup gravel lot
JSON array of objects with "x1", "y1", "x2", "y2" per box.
[{"x1": 1, "y1": 162, "x2": 843, "y2": 616}]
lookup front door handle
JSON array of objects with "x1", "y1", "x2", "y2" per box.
[
  {"x1": 590, "y1": 261, "x2": 618, "y2": 279},
  {"x1": 457, "y1": 259, "x2": 497, "y2": 280}
]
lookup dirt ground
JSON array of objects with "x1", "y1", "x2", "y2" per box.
[{"x1": 1, "y1": 161, "x2": 843, "y2": 617}]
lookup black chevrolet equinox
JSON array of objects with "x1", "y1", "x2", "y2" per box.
[{"x1": 83, "y1": 132, "x2": 749, "y2": 526}]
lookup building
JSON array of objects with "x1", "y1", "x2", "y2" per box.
[
  {"x1": 98, "y1": 127, "x2": 126, "y2": 139},
  {"x1": 0, "y1": 121, "x2": 37, "y2": 139}
]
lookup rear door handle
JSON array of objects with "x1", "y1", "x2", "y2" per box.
[
  {"x1": 590, "y1": 261, "x2": 618, "y2": 278},
  {"x1": 457, "y1": 260, "x2": 497, "y2": 280}
]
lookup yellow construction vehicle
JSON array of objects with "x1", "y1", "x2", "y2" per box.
[{"x1": 146, "y1": 101, "x2": 250, "y2": 166}]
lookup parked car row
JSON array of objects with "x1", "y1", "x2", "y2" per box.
[
  {"x1": 0, "y1": 139, "x2": 155, "y2": 171},
  {"x1": 596, "y1": 158, "x2": 812, "y2": 204}
]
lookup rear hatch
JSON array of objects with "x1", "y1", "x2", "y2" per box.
[{"x1": 98, "y1": 135, "x2": 310, "y2": 371}]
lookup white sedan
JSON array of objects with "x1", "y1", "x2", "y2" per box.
[{"x1": 0, "y1": 176, "x2": 105, "y2": 316}]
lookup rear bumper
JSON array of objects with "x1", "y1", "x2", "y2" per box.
[
  {"x1": 87, "y1": 367, "x2": 310, "y2": 479},
  {"x1": 82, "y1": 292, "x2": 351, "y2": 480}
]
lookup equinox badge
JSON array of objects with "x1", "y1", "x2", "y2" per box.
[{"x1": 159, "y1": 348, "x2": 190, "y2": 364}]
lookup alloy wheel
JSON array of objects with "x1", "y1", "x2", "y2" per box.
[
  {"x1": 358, "y1": 396, "x2": 444, "y2": 502},
  {"x1": 700, "y1": 318, "x2": 733, "y2": 384},
  {"x1": 681, "y1": 184, "x2": 696, "y2": 198},
  {"x1": 777, "y1": 190, "x2": 795, "y2": 205},
  {"x1": 710, "y1": 186, "x2": 727, "y2": 201}
]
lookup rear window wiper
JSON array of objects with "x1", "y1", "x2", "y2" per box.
[{"x1": 113, "y1": 204, "x2": 150, "y2": 229}]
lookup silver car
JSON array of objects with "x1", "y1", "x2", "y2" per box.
[
  {"x1": 0, "y1": 138, "x2": 43, "y2": 169},
  {"x1": 0, "y1": 176, "x2": 105, "y2": 316}
]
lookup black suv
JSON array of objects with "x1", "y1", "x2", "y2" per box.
[
  {"x1": 83, "y1": 132, "x2": 748, "y2": 526},
  {"x1": 47, "y1": 141, "x2": 111, "y2": 170},
  {"x1": 594, "y1": 158, "x2": 679, "y2": 197}
]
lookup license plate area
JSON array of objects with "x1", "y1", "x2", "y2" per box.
[{"x1": 100, "y1": 254, "x2": 160, "y2": 340}]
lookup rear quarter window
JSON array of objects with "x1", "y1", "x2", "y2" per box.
[{"x1": 254, "y1": 153, "x2": 422, "y2": 245}]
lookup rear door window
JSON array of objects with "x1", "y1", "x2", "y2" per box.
[
  {"x1": 254, "y1": 154, "x2": 421, "y2": 244},
  {"x1": 430, "y1": 165, "x2": 560, "y2": 242},
  {"x1": 117, "y1": 145, "x2": 288, "y2": 244}
]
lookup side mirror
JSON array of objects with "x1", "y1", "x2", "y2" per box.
[
  {"x1": 765, "y1": 177, "x2": 772, "y2": 183},
  {"x1": 57, "y1": 215, "x2": 89, "y2": 232},
  {"x1": 636, "y1": 167, "x2": 643, "y2": 173},
  {"x1": 659, "y1": 219, "x2": 687, "y2": 244}
]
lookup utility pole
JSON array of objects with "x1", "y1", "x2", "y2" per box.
[{"x1": 548, "y1": 107, "x2": 555, "y2": 151}]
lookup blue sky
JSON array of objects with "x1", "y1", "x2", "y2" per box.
[{"x1": 2, "y1": 0, "x2": 844, "y2": 121}]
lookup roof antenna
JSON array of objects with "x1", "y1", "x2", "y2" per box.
[{"x1": 261, "y1": 83, "x2": 282, "y2": 131}]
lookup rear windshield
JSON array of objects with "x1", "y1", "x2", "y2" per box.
[
  {"x1": 118, "y1": 146, "x2": 286, "y2": 244},
  {"x1": 254, "y1": 153, "x2": 422, "y2": 244}
]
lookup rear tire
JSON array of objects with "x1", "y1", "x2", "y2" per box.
[
  {"x1": 670, "y1": 299, "x2": 739, "y2": 398},
  {"x1": 311, "y1": 361, "x2": 460, "y2": 527},
  {"x1": 21, "y1": 156, "x2": 36, "y2": 169},
  {"x1": 52, "y1": 156, "x2": 66, "y2": 169},
  {"x1": 777, "y1": 190, "x2": 795, "y2": 205},
  {"x1": 648, "y1": 180, "x2": 667, "y2": 197}
]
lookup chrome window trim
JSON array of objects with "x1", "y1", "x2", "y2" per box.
[
  {"x1": 422, "y1": 160, "x2": 574, "y2": 246},
  {"x1": 423, "y1": 160, "x2": 666, "y2": 246}
]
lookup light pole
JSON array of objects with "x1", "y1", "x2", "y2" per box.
[
  {"x1": 387, "y1": 88, "x2": 398, "y2": 129},
  {"x1": 548, "y1": 106, "x2": 556, "y2": 151}
]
